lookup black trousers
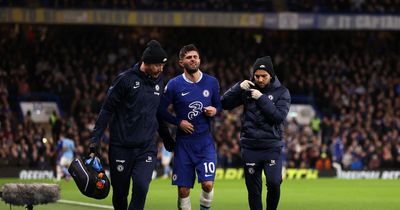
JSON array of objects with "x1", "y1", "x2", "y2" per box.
[
  {"x1": 109, "y1": 145, "x2": 157, "y2": 210},
  {"x1": 241, "y1": 147, "x2": 283, "y2": 210}
]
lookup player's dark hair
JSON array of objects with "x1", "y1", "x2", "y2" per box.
[{"x1": 179, "y1": 44, "x2": 200, "y2": 60}]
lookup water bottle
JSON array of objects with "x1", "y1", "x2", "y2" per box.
[{"x1": 85, "y1": 157, "x2": 103, "y2": 172}]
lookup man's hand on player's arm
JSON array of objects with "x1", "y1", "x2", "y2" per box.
[
  {"x1": 179, "y1": 120, "x2": 194, "y2": 134},
  {"x1": 203, "y1": 106, "x2": 217, "y2": 117}
]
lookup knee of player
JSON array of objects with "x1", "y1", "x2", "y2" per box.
[
  {"x1": 201, "y1": 181, "x2": 213, "y2": 192},
  {"x1": 178, "y1": 187, "x2": 190, "y2": 198}
]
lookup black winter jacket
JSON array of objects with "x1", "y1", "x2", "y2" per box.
[
  {"x1": 221, "y1": 77, "x2": 291, "y2": 150},
  {"x1": 91, "y1": 63, "x2": 169, "y2": 149}
]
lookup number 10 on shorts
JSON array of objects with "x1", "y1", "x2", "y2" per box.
[{"x1": 203, "y1": 162, "x2": 215, "y2": 174}]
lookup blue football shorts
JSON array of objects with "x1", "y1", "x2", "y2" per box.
[{"x1": 172, "y1": 133, "x2": 217, "y2": 188}]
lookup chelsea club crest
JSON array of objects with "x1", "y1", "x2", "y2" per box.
[{"x1": 203, "y1": 90, "x2": 209, "y2": 97}]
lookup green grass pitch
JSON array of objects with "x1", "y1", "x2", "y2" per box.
[{"x1": 1, "y1": 178, "x2": 399, "y2": 210}]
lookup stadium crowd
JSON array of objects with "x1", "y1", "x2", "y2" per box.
[
  {"x1": 1, "y1": 0, "x2": 400, "y2": 13},
  {"x1": 0, "y1": 25, "x2": 399, "y2": 172}
]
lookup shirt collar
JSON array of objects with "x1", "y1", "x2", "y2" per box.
[{"x1": 182, "y1": 71, "x2": 203, "y2": 83}]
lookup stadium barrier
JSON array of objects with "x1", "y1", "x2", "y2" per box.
[
  {"x1": 1, "y1": 167, "x2": 399, "y2": 180},
  {"x1": 0, "y1": 167, "x2": 322, "y2": 180},
  {"x1": 0, "y1": 167, "x2": 111, "y2": 180},
  {"x1": 333, "y1": 163, "x2": 400, "y2": 179}
]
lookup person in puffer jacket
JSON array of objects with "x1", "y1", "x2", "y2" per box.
[
  {"x1": 89, "y1": 40, "x2": 173, "y2": 210},
  {"x1": 221, "y1": 56, "x2": 291, "y2": 210}
]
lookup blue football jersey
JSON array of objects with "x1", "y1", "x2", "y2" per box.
[
  {"x1": 159, "y1": 71, "x2": 221, "y2": 138},
  {"x1": 57, "y1": 138, "x2": 75, "y2": 159}
]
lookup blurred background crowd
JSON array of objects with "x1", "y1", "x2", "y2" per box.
[
  {"x1": 1, "y1": 0, "x2": 400, "y2": 13},
  {"x1": 0, "y1": 1, "x2": 399, "y2": 175},
  {"x1": 1, "y1": 25, "x2": 399, "y2": 172}
]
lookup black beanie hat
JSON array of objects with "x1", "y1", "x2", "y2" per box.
[
  {"x1": 142, "y1": 40, "x2": 168, "y2": 64},
  {"x1": 252, "y1": 56, "x2": 275, "y2": 78}
]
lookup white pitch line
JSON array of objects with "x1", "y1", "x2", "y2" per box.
[{"x1": 58, "y1": 199, "x2": 113, "y2": 209}]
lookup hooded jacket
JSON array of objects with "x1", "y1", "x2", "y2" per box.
[{"x1": 221, "y1": 73, "x2": 291, "y2": 150}]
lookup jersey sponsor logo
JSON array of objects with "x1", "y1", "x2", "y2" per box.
[
  {"x1": 246, "y1": 163, "x2": 256, "y2": 166},
  {"x1": 181, "y1": 92, "x2": 190, "y2": 96},
  {"x1": 259, "y1": 65, "x2": 265, "y2": 68},
  {"x1": 205, "y1": 174, "x2": 213, "y2": 177},
  {"x1": 188, "y1": 101, "x2": 203, "y2": 120},
  {"x1": 116, "y1": 160, "x2": 125, "y2": 163},
  {"x1": 203, "y1": 90, "x2": 210, "y2": 97}
]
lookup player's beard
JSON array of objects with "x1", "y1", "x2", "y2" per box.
[{"x1": 184, "y1": 63, "x2": 199, "y2": 74}]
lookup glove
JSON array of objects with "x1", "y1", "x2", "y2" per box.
[
  {"x1": 250, "y1": 89, "x2": 262, "y2": 100},
  {"x1": 89, "y1": 142, "x2": 100, "y2": 156},
  {"x1": 163, "y1": 136, "x2": 175, "y2": 152},
  {"x1": 240, "y1": 80, "x2": 255, "y2": 90}
]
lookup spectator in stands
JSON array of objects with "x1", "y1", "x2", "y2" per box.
[
  {"x1": 4, "y1": 0, "x2": 400, "y2": 13},
  {"x1": 0, "y1": 25, "x2": 400, "y2": 176}
]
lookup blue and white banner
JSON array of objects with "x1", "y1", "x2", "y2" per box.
[
  {"x1": 265, "y1": 13, "x2": 400, "y2": 30},
  {"x1": 1, "y1": 8, "x2": 400, "y2": 30}
]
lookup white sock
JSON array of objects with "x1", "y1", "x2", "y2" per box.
[
  {"x1": 200, "y1": 188, "x2": 214, "y2": 209},
  {"x1": 56, "y1": 165, "x2": 62, "y2": 181},
  {"x1": 178, "y1": 196, "x2": 191, "y2": 210}
]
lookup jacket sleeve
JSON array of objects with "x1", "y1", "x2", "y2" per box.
[
  {"x1": 256, "y1": 88, "x2": 291, "y2": 124},
  {"x1": 158, "y1": 81, "x2": 181, "y2": 126},
  {"x1": 157, "y1": 114, "x2": 175, "y2": 152},
  {"x1": 212, "y1": 78, "x2": 222, "y2": 114},
  {"x1": 221, "y1": 82, "x2": 243, "y2": 110},
  {"x1": 90, "y1": 77, "x2": 125, "y2": 144}
]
